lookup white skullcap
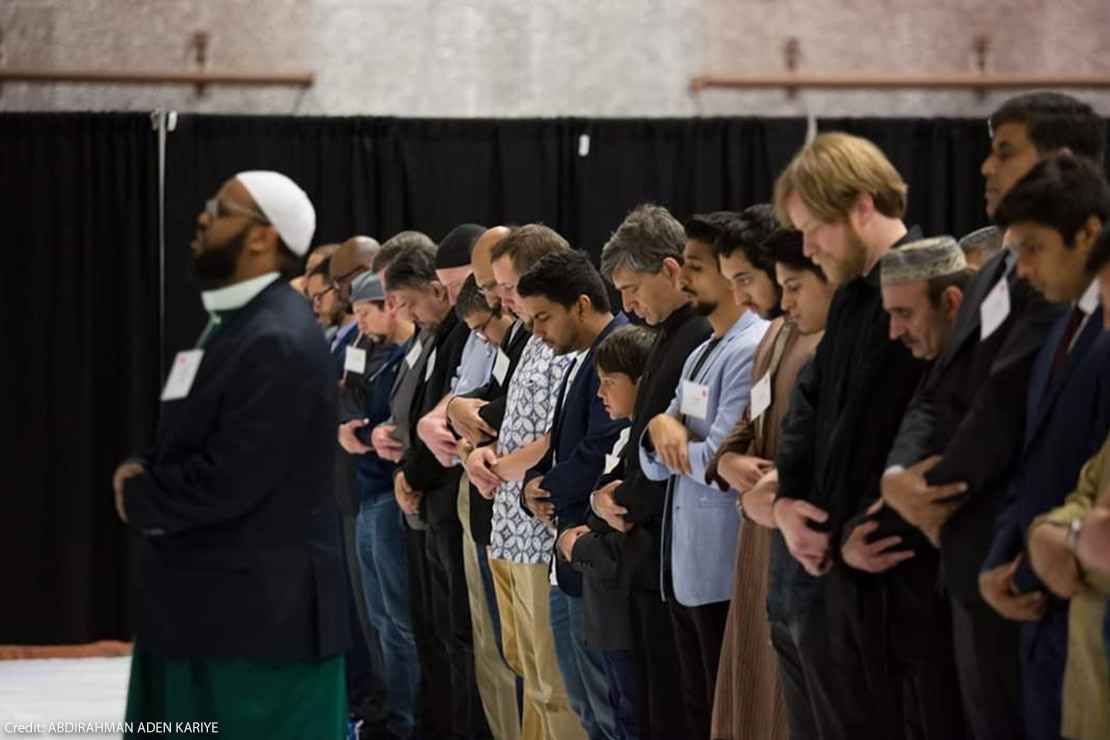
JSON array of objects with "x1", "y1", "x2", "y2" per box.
[
  {"x1": 881, "y1": 236, "x2": 967, "y2": 285},
  {"x1": 236, "y1": 171, "x2": 316, "y2": 256}
]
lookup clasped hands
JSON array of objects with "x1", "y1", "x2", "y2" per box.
[
  {"x1": 555, "y1": 480, "x2": 633, "y2": 562},
  {"x1": 462, "y1": 443, "x2": 504, "y2": 499},
  {"x1": 880, "y1": 456, "x2": 967, "y2": 546},
  {"x1": 523, "y1": 476, "x2": 555, "y2": 527},
  {"x1": 446, "y1": 396, "x2": 497, "y2": 446},
  {"x1": 393, "y1": 471, "x2": 423, "y2": 515}
]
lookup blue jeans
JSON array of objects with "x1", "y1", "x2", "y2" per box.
[
  {"x1": 356, "y1": 493, "x2": 421, "y2": 738},
  {"x1": 550, "y1": 586, "x2": 618, "y2": 740}
]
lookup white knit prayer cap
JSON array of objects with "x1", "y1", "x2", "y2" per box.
[{"x1": 236, "y1": 171, "x2": 316, "y2": 256}]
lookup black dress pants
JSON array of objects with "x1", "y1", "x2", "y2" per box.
[
  {"x1": 406, "y1": 525, "x2": 452, "y2": 738},
  {"x1": 795, "y1": 565, "x2": 970, "y2": 740},
  {"x1": 668, "y1": 598, "x2": 730, "y2": 740},
  {"x1": 951, "y1": 598, "x2": 1024, "y2": 740},
  {"x1": 426, "y1": 515, "x2": 492, "y2": 739},
  {"x1": 770, "y1": 618, "x2": 819, "y2": 740},
  {"x1": 628, "y1": 588, "x2": 687, "y2": 739}
]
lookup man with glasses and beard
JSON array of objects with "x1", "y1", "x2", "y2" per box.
[
  {"x1": 306, "y1": 258, "x2": 351, "y2": 335},
  {"x1": 112, "y1": 171, "x2": 348, "y2": 737}
]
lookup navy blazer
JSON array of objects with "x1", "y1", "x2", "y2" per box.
[
  {"x1": 330, "y1": 320, "x2": 360, "y2": 377},
  {"x1": 982, "y1": 301, "x2": 1110, "y2": 740},
  {"x1": 984, "y1": 308, "x2": 1110, "y2": 588},
  {"x1": 124, "y1": 281, "x2": 346, "y2": 662},
  {"x1": 524, "y1": 314, "x2": 630, "y2": 597}
]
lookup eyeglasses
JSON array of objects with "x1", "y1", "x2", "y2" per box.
[
  {"x1": 205, "y1": 197, "x2": 270, "y2": 224},
  {"x1": 469, "y1": 312, "x2": 496, "y2": 342},
  {"x1": 332, "y1": 266, "x2": 365, "y2": 288},
  {"x1": 310, "y1": 285, "x2": 336, "y2": 304}
]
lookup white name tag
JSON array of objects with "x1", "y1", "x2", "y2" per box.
[
  {"x1": 405, "y1": 339, "x2": 424, "y2": 369},
  {"x1": 493, "y1": 349, "x2": 511, "y2": 385},
  {"x1": 425, "y1": 347, "x2": 438, "y2": 381},
  {"x1": 980, "y1": 276, "x2": 1011, "y2": 341},
  {"x1": 161, "y1": 349, "x2": 204, "y2": 401},
  {"x1": 344, "y1": 346, "x2": 366, "y2": 374},
  {"x1": 750, "y1": 371, "x2": 772, "y2": 421},
  {"x1": 680, "y1": 380, "x2": 710, "y2": 421},
  {"x1": 604, "y1": 428, "x2": 629, "y2": 475}
]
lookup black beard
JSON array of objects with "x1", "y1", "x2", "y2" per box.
[
  {"x1": 191, "y1": 228, "x2": 247, "y2": 291},
  {"x1": 692, "y1": 298, "x2": 717, "y2": 317},
  {"x1": 761, "y1": 303, "x2": 785, "y2": 321}
]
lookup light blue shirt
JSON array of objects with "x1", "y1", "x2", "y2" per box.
[
  {"x1": 640, "y1": 309, "x2": 769, "y2": 606},
  {"x1": 453, "y1": 330, "x2": 497, "y2": 396},
  {"x1": 330, "y1": 318, "x2": 358, "y2": 354}
]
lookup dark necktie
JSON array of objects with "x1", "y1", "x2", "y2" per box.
[{"x1": 1051, "y1": 306, "x2": 1085, "y2": 379}]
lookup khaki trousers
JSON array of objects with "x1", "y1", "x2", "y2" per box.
[
  {"x1": 489, "y1": 556, "x2": 586, "y2": 740},
  {"x1": 458, "y1": 476, "x2": 523, "y2": 740}
]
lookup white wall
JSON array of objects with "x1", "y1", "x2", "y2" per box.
[{"x1": 3, "y1": 0, "x2": 1110, "y2": 116}]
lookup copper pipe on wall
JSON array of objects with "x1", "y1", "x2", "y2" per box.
[
  {"x1": 690, "y1": 73, "x2": 1110, "y2": 93},
  {"x1": 0, "y1": 67, "x2": 314, "y2": 87}
]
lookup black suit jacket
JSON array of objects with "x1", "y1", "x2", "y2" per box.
[
  {"x1": 400, "y1": 310, "x2": 472, "y2": 526},
  {"x1": 886, "y1": 251, "x2": 1064, "y2": 603},
  {"x1": 124, "y1": 280, "x2": 347, "y2": 661}
]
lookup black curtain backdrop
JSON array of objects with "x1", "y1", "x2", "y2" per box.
[
  {"x1": 6, "y1": 112, "x2": 1077, "y2": 644},
  {"x1": 816, "y1": 118, "x2": 994, "y2": 239},
  {"x1": 2, "y1": 113, "x2": 159, "y2": 644},
  {"x1": 162, "y1": 117, "x2": 811, "y2": 357}
]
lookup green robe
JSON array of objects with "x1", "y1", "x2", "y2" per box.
[{"x1": 124, "y1": 644, "x2": 346, "y2": 739}]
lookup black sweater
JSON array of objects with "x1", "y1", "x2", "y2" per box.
[{"x1": 772, "y1": 229, "x2": 926, "y2": 617}]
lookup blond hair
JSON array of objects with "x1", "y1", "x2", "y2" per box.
[{"x1": 773, "y1": 132, "x2": 908, "y2": 227}]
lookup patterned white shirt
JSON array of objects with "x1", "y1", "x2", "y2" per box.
[{"x1": 489, "y1": 335, "x2": 573, "y2": 563}]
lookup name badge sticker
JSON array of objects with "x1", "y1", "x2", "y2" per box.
[
  {"x1": 344, "y1": 346, "x2": 366, "y2": 374},
  {"x1": 405, "y1": 339, "x2": 424, "y2": 369},
  {"x1": 750, "y1": 372, "x2": 772, "y2": 420},
  {"x1": 493, "y1": 349, "x2": 511, "y2": 385},
  {"x1": 425, "y1": 348, "x2": 438, "y2": 381},
  {"x1": 680, "y1": 380, "x2": 710, "y2": 421},
  {"x1": 161, "y1": 350, "x2": 205, "y2": 401},
  {"x1": 980, "y1": 277, "x2": 1011, "y2": 341}
]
